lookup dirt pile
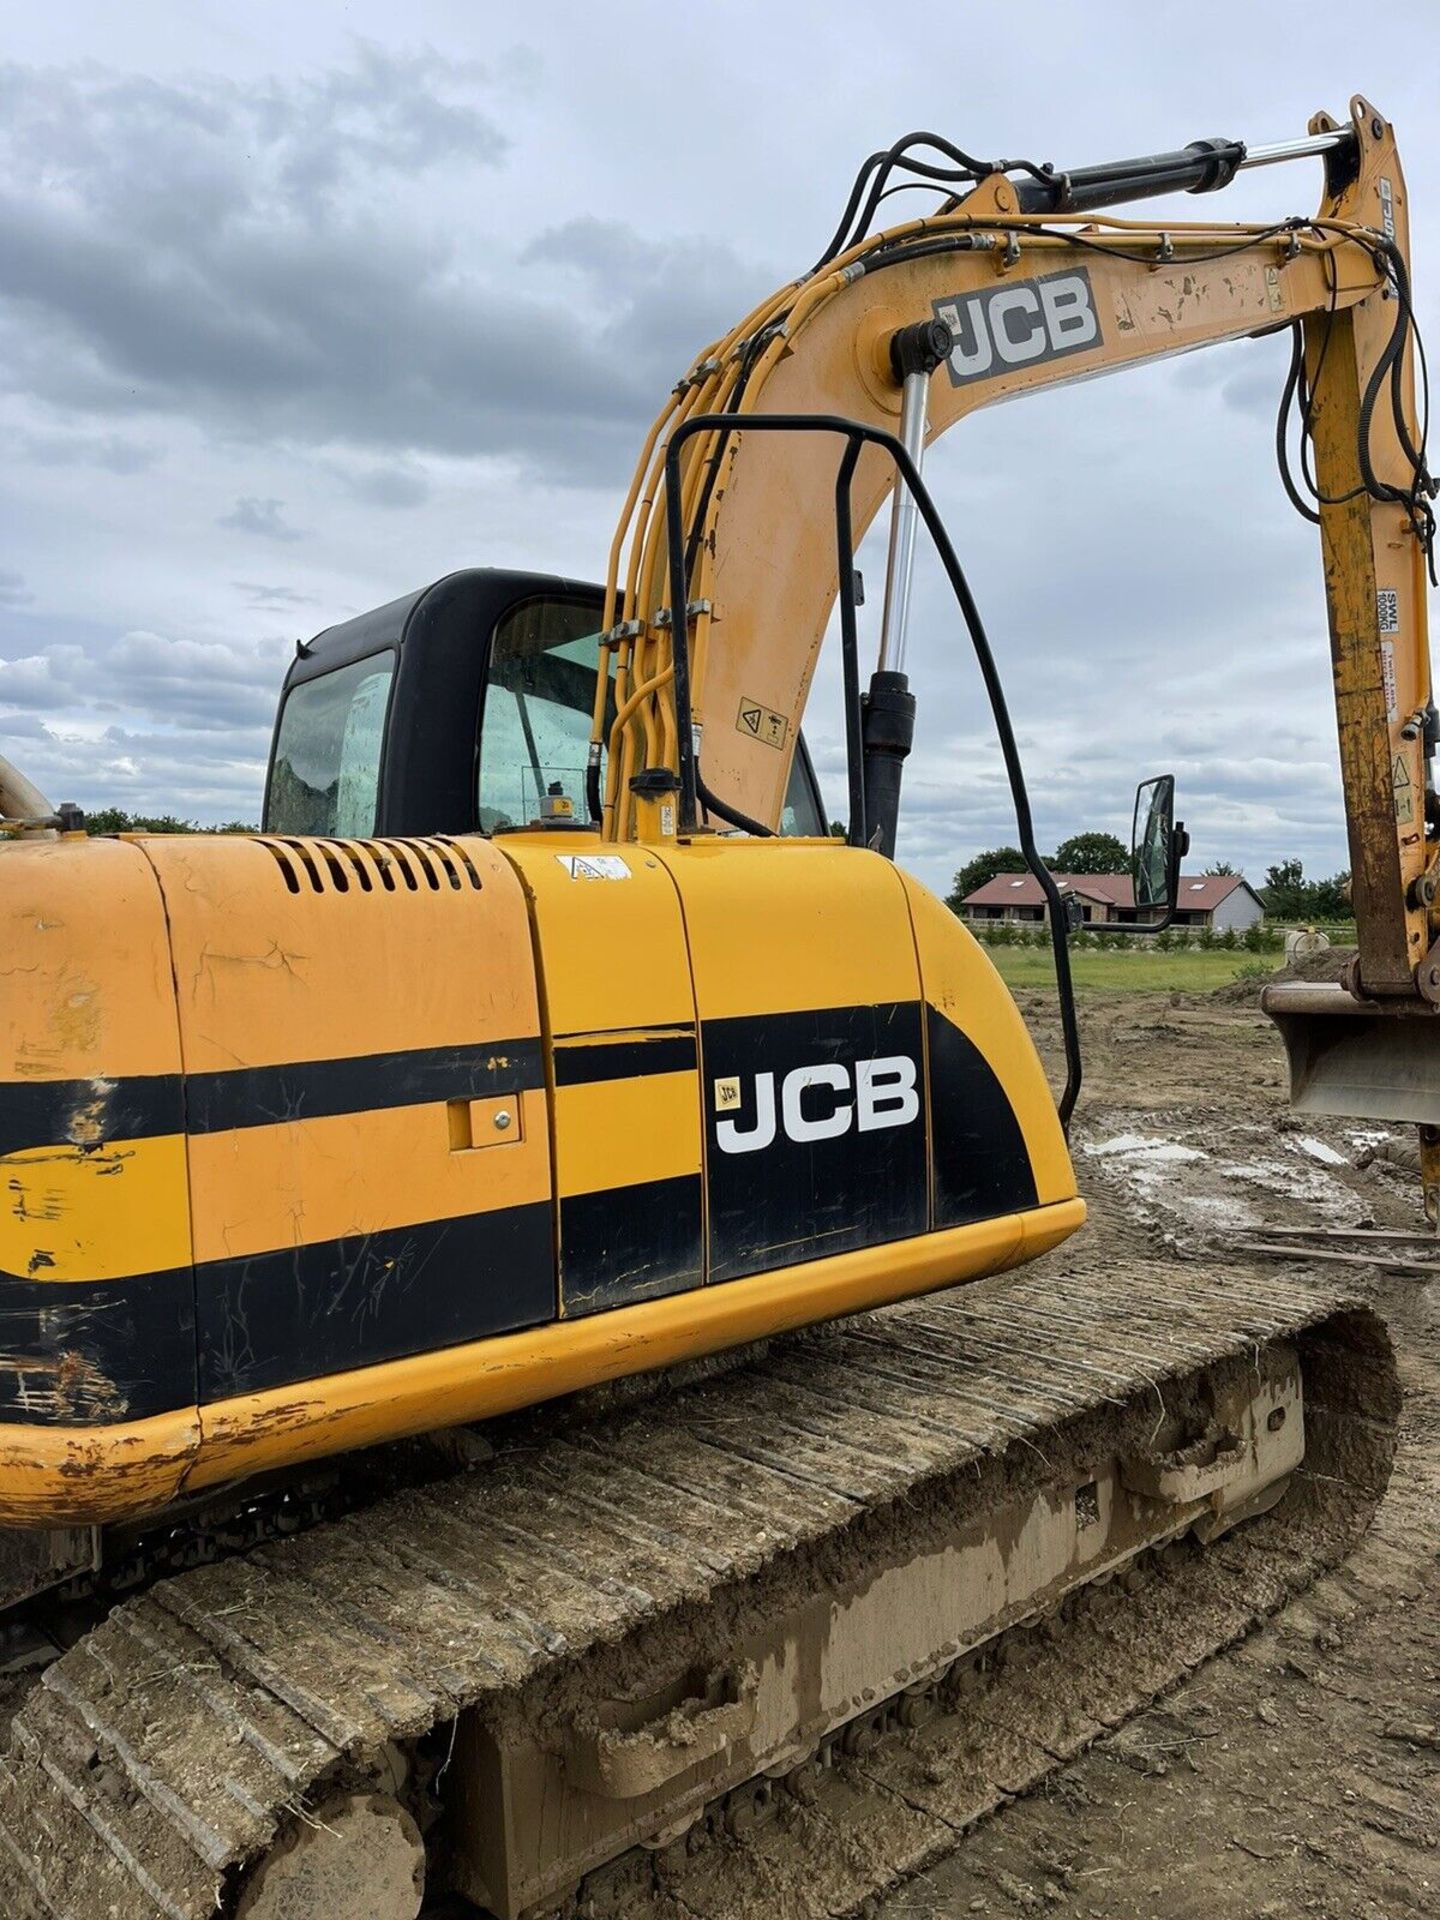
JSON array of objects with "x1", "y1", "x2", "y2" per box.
[
  {"x1": 1206, "y1": 945, "x2": 1355, "y2": 1005},
  {"x1": 1270, "y1": 946, "x2": 1355, "y2": 984}
]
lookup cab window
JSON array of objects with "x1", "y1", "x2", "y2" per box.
[
  {"x1": 780, "y1": 743, "x2": 826, "y2": 836},
  {"x1": 478, "y1": 599, "x2": 612, "y2": 832},
  {"x1": 267, "y1": 653, "x2": 394, "y2": 836},
  {"x1": 476, "y1": 596, "x2": 826, "y2": 837}
]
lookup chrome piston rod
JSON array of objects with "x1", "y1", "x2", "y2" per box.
[
  {"x1": 876, "y1": 368, "x2": 930, "y2": 675},
  {"x1": 1239, "y1": 129, "x2": 1360, "y2": 170}
]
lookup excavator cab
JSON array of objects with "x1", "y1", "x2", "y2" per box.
[{"x1": 262, "y1": 569, "x2": 828, "y2": 842}]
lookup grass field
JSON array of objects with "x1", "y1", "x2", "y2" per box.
[{"x1": 981, "y1": 945, "x2": 1286, "y2": 992}]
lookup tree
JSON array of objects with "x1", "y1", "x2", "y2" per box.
[
  {"x1": 85, "y1": 809, "x2": 256, "y2": 836},
  {"x1": 1049, "y1": 830, "x2": 1127, "y2": 875},
  {"x1": 1309, "y1": 870, "x2": 1352, "y2": 921},
  {"x1": 1262, "y1": 859, "x2": 1309, "y2": 919},
  {"x1": 1204, "y1": 859, "x2": 1240, "y2": 876},
  {"x1": 1258, "y1": 860, "x2": 1350, "y2": 922},
  {"x1": 947, "y1": 846, "x2": 1028, "y2": 911}
]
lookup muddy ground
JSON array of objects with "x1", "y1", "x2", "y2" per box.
[{"x1": 874, "y1": 987, "x2": 1440, "y2": 1920}]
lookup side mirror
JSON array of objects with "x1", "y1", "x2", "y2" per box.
[{"x1": 1131, "y1": 774, "x2": 1188, "y2": 914}]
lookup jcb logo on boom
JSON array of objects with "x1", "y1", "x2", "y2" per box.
[
  {"x1": 934, "y1": 268, "x2": 1102, "y2": 387},
  {"x1": 713, "y1": 1056, "x2": 920, "y2": 1155}
]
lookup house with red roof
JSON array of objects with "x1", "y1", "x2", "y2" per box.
[{"x1": 956, "y1": 870, "x2": 1265, "y2": 932}]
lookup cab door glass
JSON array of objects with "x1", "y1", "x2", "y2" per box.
[
  {"x1": 478, "y1": 599, "x2": 614, "y2": 832},
  {"x1": 267, "y1": 652, "x2": 395, "y2": 836}
]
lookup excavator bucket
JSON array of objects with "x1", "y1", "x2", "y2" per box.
[{"x1": 1261, "y1": 980, "x2": 1440, "y2": 1125}]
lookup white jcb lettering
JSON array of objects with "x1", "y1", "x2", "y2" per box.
[
  {"x1": 780, "y1": 1063, "x2": 852, "y2": 1143},
  {"x1": 1038, "y1": 273, "x2": 1100, "y2": 348},
  {"x1": 940, "y1": 269, "x2": 1101, "y2": 386},
  {"x1": 989, "y1": 286, "x2": 1046, "y2": 364},
  {"x1": 855, "y1": 1055, "x2": 920, "y2": 1133},
  {"x1": 937, "y1": 297, "x2": 992, "y2": 379},
  {"x1": 714, "y1": 1056, "x2": 921, "y2": 1153},
  {"x1": 715, "y1": 1070, "x2": 776, "y2": 1154}
]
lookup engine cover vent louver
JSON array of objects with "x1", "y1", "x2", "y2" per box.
[{"x1": 254, "y1": 836, "x2": 484, "y2": 895}]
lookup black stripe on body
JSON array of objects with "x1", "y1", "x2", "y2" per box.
[
  {"x1": 553, "y1": 1033, "x2": 697, "y2": 1086},
  {"x1": 560, "y1": 1173, "x2": 703, "y2": 1316},
  {"x1": 0, "y1": 1268, "x2": 195, "y2": 1425},
  {"x1": 926, "y1": 1005, "x2": 1038, "y2": 1226},
  {"x1": 186, "y1": 1038, "x2": 546, "y2": 1132},
  {"x1": 195, "y1": 1202, "x2": 555, "y2": 1403},
  {"x1": 0, "y1": 1075, "x2": 183, "y2": 1160},
  {"x1": 0, "y1": 1203, "x2": 558, "y2": 1424},
  {"x1": 0, "y1": 1028, "x2": 677, "y2": 1159}
]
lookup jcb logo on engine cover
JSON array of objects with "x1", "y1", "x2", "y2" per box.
[
  {"x1": 702, "y1": 1005, "x2": 927, "y2": 1282},
  {"x1": 713, "y1": 1056, "x2": 919, "y2": 1155},
  {"x1": 935, "y1": 268, "x2": 1101, "y2": 387}
]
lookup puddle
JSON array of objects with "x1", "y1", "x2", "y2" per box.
[
  {"x1": 1288, "y1": 1136, "x2": 1348, "y2": 1167},
  {"x1": 1081, "y1": 1123, "x2": 1366, "y2": 1233},
  {"x1": 1084, "y1": 1134, "x2": 1206, "y2": 1166},
  {"x1": 1173, "y1": 1191, "x2": 1264, "y2": 1229},
  {"x1": 1215, "y1": 1154, "x2": 1366, "y2": 1225}
]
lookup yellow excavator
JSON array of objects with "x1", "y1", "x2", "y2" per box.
[{"x1": 0, "y1": 92, "x2": 1432, "y2": 1920}]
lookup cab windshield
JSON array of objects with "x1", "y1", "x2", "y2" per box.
[
  {"x1": 478, "y1": 599, "x2": 610, "y2": 832},
  {"x1": 477, "y1": 597, "x2": 826, "y2": 836}
]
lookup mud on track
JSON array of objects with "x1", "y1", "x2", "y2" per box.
[{"x1": 878, "y1": 989, "x2": 1440, "y2": 1920}]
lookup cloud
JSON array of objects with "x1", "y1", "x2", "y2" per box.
[
  {"x1": 0, "y1": 605, "x2": 285, "y2": 826},
  {"x1": 18, "y1": 428, "x2": 160, "y2": 472},
  {"x1": 8, "y1": 717, "x2": 270, "y2": 821},
  {"x1": 0, "y1": 52, "x2": 774, "y2": 487},
  {"x1": 2, "y1": 607, "x2": 287, "y2": 769},
  {"x1": 0, "y1": 646, "x2": 84, "y2": 707},
  {"x1": 0, "y1": 569, "x2": 33, "y2": 607},
  {"x1": 219, "y1": 496, "x2": 306, "y2": 542},
  {"x1": 342, "y1": 464, "x2": 430, "y2": 509},
  {"x1": 103, "y1": 629, "x2": 286, "y2": 730},
  {"x1": 234, "y1": 582, "x2": 322, "y2": 609}
]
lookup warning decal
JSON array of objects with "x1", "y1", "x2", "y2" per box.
[
  {"x1": 556, "y1": 854, "x2": 631, "y2": 881},
  {"x1": 737, "y1": 697, "x2": 789, "y2": 751},
  {"x1": 1393, "y1": 752, "x2": 1415, "y2": 827}
]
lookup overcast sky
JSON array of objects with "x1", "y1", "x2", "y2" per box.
[{"x1": 3, "y1": 1, "x2": 1437, "y2": 895}]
